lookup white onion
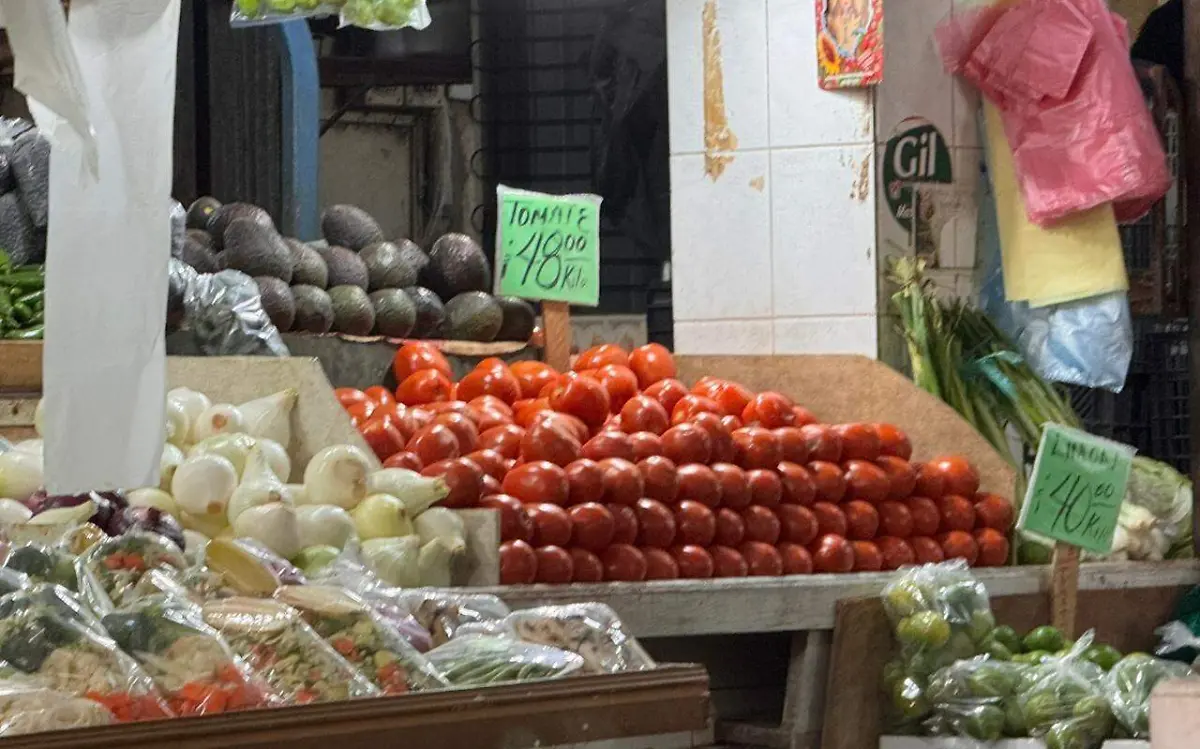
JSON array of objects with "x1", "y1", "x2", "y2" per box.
[
  {"x1": 164, "y1": 399, "x2": 190, "y2": 448},
  {"x1": 367, "y1": 468, "x2": 448, "y2": 515},
  {"x1": 159, "y1": 443, "x2": 186, "y2": 492},
  {"x1": 127, "y1": 488, "x2": 179, "y2": 516},
  {"x1": 238, "y1": 389, "x2": 296, "y2": 447},
  {"x1": 190, "y1": 404, "x2": 245, "y2": 443},
  {"x1": 232, "y1": 502, "x2": 301, "y2": 560},
  {"x1": 226, "y1": 446, "x2": 292, "y2": 525},
  {"x1": 417, "y1": 537, "x2": 456, "y2": 587},
  {"x1": 179, "y1": 510, "x2": 229, "y2": 538},
  {"x1": 295, "y1": 504, "x2": 356, "y2": 550},
  {"x1": 255, "y1": 438, "x2": 292, "y2": 482},
  {"x1": 361, "y1": 536, "x2": 420, "y2": 587},
  {"x1": 0, "y1": 450, "x2": 43, "y2": 502},
  {"x1": 413, "y1": 507, "x2": 466, "y2": 554},
  {"x1": 287, "y1": 484, "x2": 311, "y2": 506},
  {"x1": 351, "y1": 493, "x2": 414, "y2": 540},
  {"x1": 0, "y1": 498, "x2": 32, "y2": 524},
  {"x1": 188, "y1": 433, "x2": 257, "y2": 476},
  {"x1": 303, "y1": 445, "x2": 371, "y2": 510},
  {"x1": 172, "y1": 453, "x2": 238, "y2": 516},
  {"x1": 168, "y1": 388, "x2": 212, "y2": 431}
]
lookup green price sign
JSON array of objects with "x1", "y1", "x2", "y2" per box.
[
  {"x1": 1018, "y1": 423, "x2": 1135, "y2": 554},
  {"x1": 495, "y1": 184, "x2": 602, "y2": 306}
]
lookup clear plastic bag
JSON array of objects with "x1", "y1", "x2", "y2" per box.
[
  {"x1": 1011, "y1": 633, "x2": 1113, "y2": 749},
  {"x1": 339, "y1": 0, "x2": 431, "y2": 30},
  {"x1": 170, "y1": 262, "x2": 289, "y2": 357},
  {"x1": 425, "y1": 634, "x2": 584, "y2": 687},
  {"x1": 309, "y1": 553, "x2": 435, "y2": 652},
  {"x1": 229, "y1": 0, "x2": 334, "y2": 27},
  {"x1": 496, "y1": 604, "x2": 655, "y2": 675},
  {"x1": 924, "y1": 656, "x2": 1032, "y2": 741},
  {"x1": 0, "y1": 678, "x2": 115, "y2": 735},
  {"x1": 0, "y1": 583, "x2": 105, "y2": 636},
  {"x1": 3, "y1": 541, "x2": 79, "y2": 591},
  {"x1": 169, "y1": 199, "x2": 186, "y2": 260},
  {"x1": 102, "y1": 595, "x2": 280, "y2": 715},
  {"x1": 0, "y1": 589, "x2": 171, "y2": 721},
  {"x1": 274, "y1": 585, "x2": 447, "y2": 693},
  {"x1": 0, "y1": 569, "x2": 30, "y2": 598},
  {"x1": 202, "y1": 597, "x2": 380, "y2": 704},
  {"x1": 398, "y1": 590, "x2": 511, "y2": 648},
  {"x1": 76, "y1": 531, "x2": 188, "y2": 615},
  {"x1": 1106, "y1": 644, "x2": 1194, "y2": 737}
]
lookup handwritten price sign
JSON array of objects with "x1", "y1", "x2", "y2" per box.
[
  {"x1": 1019, "y1": 424, "x2": 1135, "y2": 554},
  {"x1": 495, "y1": 185, "x2": 602, "y2": 306}
]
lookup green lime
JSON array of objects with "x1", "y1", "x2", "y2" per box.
[
  {"x1": 897, "y1": 611, "x2": 952, "y2": 650},
  {"x1": 236, "y1": 0, "x2": 263, "y2": 15},
  {"x1": 885, "y1": 581, "x2": 925, "y2": 619},
  {"x1": 963, "y1": 704, "x2": 1006, "y2": 741},
  {"x1": 1003, "y1": 697, "x2": 1027, "y2": 737},
  {"x1": 1044, "y1": 722, "x2": 1089, "y2": 749},
  {"x1": 267, "y1": 0, "x2": 297, "y2": 11},
  {"x1": 881, "y1": 660, "x2": 906, "y2": 693},
  {"x1": 1023, "y1": 626, "x2": 1066, "y2": 653},
  {"x1": 1021, "y1": 691, "x2": 1063, "y2": 732},
  {"x1": 967, "y1": 610, "x2": 998, "y2": 643},
  {"x1": 891, "y1": 676, "x2": 930, "y2": 720},
  {"x1": 1012, "y1": 650, "x2": 1047, "y2": 665},
  {"x1": 990, "y1": 625, "x2": 1023, "y2": 654},
  {"x1": 1018, "y1": 540, "x2": 1053, "y2": 565},
  {"x1": 984, "y1": 639, "x2": 1014, "y2": 661},
  {"x1": 1072, "y1": 696, "x2": 1113, "y2": 735},
  {"x1": 948, "y1": 630, "x2": 977, "y2": 659}
]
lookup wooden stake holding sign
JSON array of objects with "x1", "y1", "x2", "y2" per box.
[
  {"x1": 1018, "y1": 424, "x2": 1135, "y2": 637},
  {"x1": 494, "y1": 185, "x2": 603, "y2": 372}
]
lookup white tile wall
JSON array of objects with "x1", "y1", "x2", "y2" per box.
[
  {"x1": 773, "y1": 316, "x2": 877, "y2": 355},
  {"x1": 675, "y1": 320, "x2": 775, "y2": 354}
]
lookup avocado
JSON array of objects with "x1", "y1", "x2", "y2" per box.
[
  {"x1": 10, "y1": 130, "x2": 49, "y2": 227},
  {"x1": 360, "y1": 240, "x2": 422, "y2": 291},
  {"x1": 422, "y1": 233, "x2": 491, "y2": 299},
  {"x1": 291, "y1": 285, "x2": 335, "y2": 333},
  {"x1": 396, "y1": 238, "x2": 430, "y2": 275},
  {"x1": 285, "y1": 238, "x2": 329, "y2": 288},
  {"x1": 369, "y1": 288, "x2": 417, "y2": 338},
  {"x1": 187, "y1": 196, "x2": 222, "y2": 230},
  {"x1": 494, "y1": 296, "x2": 536, "y2": 341},
  {"x1": 210, "y1": 203, "x2": 274, "y2": 249},
  {"x1": 404, "y1": 286, "x2": 446, "y2": 339},
  {"x1": 223, "y1": 219, "x2": 294, "y2": 282},
  {"x1": 321, "y1": 204, "x2": 384, "y2": 251},
  {"x1": 0, "y1": 193, "x2": 38, "y2": 265},
  {"x1": 444, "y1": 291, "x2": 503, "y2": 342},
  {"x1": 180, "y1": 230, "x2": 221, "y2": 274},
  {"x1": 328, "y1": 285, "x2": 376, "y2": 336},
  {"x1": 317, "y1": 245, "x2": 369, "y2": 290},
  {"x1": 254, "y1": 276, "x2": 296, "y2": 332}
]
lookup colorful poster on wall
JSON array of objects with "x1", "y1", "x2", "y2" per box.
[{"x1": 816, "y1": 0, "x2": 883, "y2": 90}]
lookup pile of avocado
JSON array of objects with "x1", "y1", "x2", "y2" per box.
[{"x1": 177, "y1": 197, "x2": 536, "y2": 344}]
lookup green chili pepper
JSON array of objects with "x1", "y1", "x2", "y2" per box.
[
  {"x1": 16, "y1": 290, "x2": 43, "y2": 306},
  {"x1": 6, "y1": 326, "x2": 43, "y2": 340}
]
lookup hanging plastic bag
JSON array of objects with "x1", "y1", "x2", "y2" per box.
[
  {"x1": 229, "y1": 0, "x2": 335, "y2": 27},
  {"x1": 340, "y1": 0, "x2": 431, "y2": 31}
]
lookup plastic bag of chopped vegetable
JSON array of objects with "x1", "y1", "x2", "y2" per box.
[
  {"x1": 3, "y1": 541, "x2": 79, "y2": 591},
  {"x1": 202, "y1": 597, "x2": 379, "y2": 704},
  {"x1": 489, "y1": 604, "x2": 656, "y2": 675},
  {"x1": 1104, "y1": 649, "x2": 1193, "y2": 738},
  {"x1": 426, "y1": 634, "x2": 583, "y2": 688},
  {"x1": 309, "y1": 554, "x2": 434, "y2": 652},
  {"x1": 1010, "y1": 632, "x2": 1115, "y2": 749},
  {"x1": 273, "y1": 586, "x2": 447, "y2": 694},
  {"x1": 922, "y1": 656, "x2": 1032, "y2": 741},
  {"x1": 102, "y1": 595, "x2": 280, "y2": 715},
  {"x1": 76, "y1": 532, "x2": 188, "y2": 615},
  {"x1": 0, "y1": 678, "x2": 116, "y2": 735},
  {"x1": 0, "y1": 584, "x2": 105, "y2": 635},
  {"x1": 0, "y1": 589, "x2": 171, "y2": 721},
  {"x1": 398, "y1": 590, "x2": 510, "y2": 648},
  {"x1": 0, "y1": 568, "x2": 29, "y2": 598}
]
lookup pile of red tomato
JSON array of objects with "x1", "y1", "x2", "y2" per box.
[{"x1": 335, "y1": 342, "x2": 1016, "y2": 585}]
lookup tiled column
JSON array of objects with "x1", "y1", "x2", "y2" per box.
[{"x1": 667, "y1": 0, "x2": 878, "y2": 356}]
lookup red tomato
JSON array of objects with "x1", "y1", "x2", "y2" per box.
[
  {"x1": 528, "y1": 503, "x2": 573, "y2": 547},
  {"x1": 360, "y1": 415, "x2": 407, "y2": 461},
  {"x1": 502, "y1": 461, "x2": 569, "y2": 506},
  {"x1": 513, "y1": 398, "x2": 552, "y2": 428},
  {"x1": 534, "y1": 546, "x2": 574, "y2": 583},
  {"x1": 937, "y1": 495, "x2": 976, "y2": 532},
  {"x1": 693, "y1": 379, "x2": 755, "y2": 418},
  {"x1": 939, "y1": 531, "x2": 978, "y2": 565},
  {"x1": 470, "y1": 395, "x2": 513, "y2": 417},
  {"x1": 547, "y1": 373, "x2": 612, "y2": 430},
  {"x1": 535, "y1": 410, "x2": 590, "y2": 443},
  {"x1": 638, "y1": 456, "x2": 679, "y2": 503},
  {"x1": 711, "y1": 463, "x2": 750, "y2": 510},
  {"x1": 480, "y1": 473, "x2": 502, "y2": 496},
  {"x1": 670, "y1": 395, "x2": 722, "y2": 425},
  {"x1": 634, "y1": 498, "x2": 677, "y2": 548},
  {"x1": 777, "y1": 462, "x2": 816, "y2": 506},
  {"x1": 480, "y1": 494, "x2": 535, "y2": 543},
  {"x1": 974, "y1": 493, "x2": 1015, "y2": 532},
  {"x1": 511, "y1": 361, "x2": 560, "y2": 400},
  {"x1": 465, "y1": 449, "x2": 508, "y2": 481},
  {"x1": 777, "y1": 504, "x2": 819, "y2": 545},
  {"x1": 732, "y1": 427, "x2": 784, "y2": 470},
  {"x1": 676, "y1": 464, "x2": 721, "y2": 509},
  {"x1": 852, "y1": 540, "x2": 884, "y2": 571},
  {"x1": 674, "y1": 500, "x2": 716, "y2": 546},
  {"x1": 671, "y1": 545, "x2": 714, "y2": 579},
  {"x1": 575, "y1": 344, "x2": 630, "y2": 371},
  {"x1": 710, "y1": 546, "x2": 749, "y2": 577},
  {"x1": 601, "y1": 544, "x2": 647, "y2": 581},
  {"x1": 877, "y1": 537, "x2": 917, "y2": 570},
  {"x1": 775, "y1": 428, "x2": 810, "y2": 464},
  {"x1": 684, "y1": 415, "x2": 729, "y2": 466},
  {"x1": 877, "y1": 500, "x2": 914, "y2": 538},
  {"x1": 499, "y1": 540, "x2": 538, "y2": 584},
  {"x1": 810, "y1": 534, "x2": 854, "y2": 573},
  {"x1": 974, "y1": 528, "x2": 1009, "y2": 567},
  {"x1": 741, "y1": 392, "x2": 796, "y2": 428},
  {"x1": 779, "y1": 543, "x2": 814, "y2": 575},
  {"x1": 336, "y1": 388, "x2": 371, "y2": 409},
  {"x1": 843, "y1": 460, "x2": 890, "y2": 503},
  {"x1": 363, "y1": 386, "x2": 395, "y2": 407},
  {"x1": 520, "y1": 417, "x2": 582, "y2": 466},
  {"x1": 394, "y1": 406, "x2": 433, "y2": 439},
  {"x1": 629, "y1": 343, "x2": 676, "y2": 388},
  {"x1": 629, "y1": 432, "x2": 664, "y2": 461},
  {"x1": 564, "y1": 459, "x2": 605, "y2": 506},
  {"x1": 720, "y1": 414, "x2": 744, "y2": 433},
  {"x1": 873, "y1": 424, "x2": 913, "y2": 460},
  {"x1": 876, "y1": 456, "x2": 917, "y2": 499},
  {"x1": 421, "y1": 458, "x2": 483, "y2": 508},
  {"x1": 569, "y1": 548, "x2": 605, "y2": 582},
  {"x1": 607, "y1": 503, "x2": 639, "y2": 545},
  {"x1": 581, "y1": 431, "x2": 635, "y2": 462},
  {"x1": 569, "y1": 503, "x2": 616, "y2": 551},
  {"x1": 926, "y1": 456, "x2": 981, "y2": 497},
  {"x1": 345, "y1": 401, "x2": 376, "y2": 427},
  {"x1": 433, "y1": 412, "x2": 480, "y2": 453},
  {"x1": 741, "y1": 505, "x2": 781, "y2": 544},
  {"x1": 596, "y1": 365, "x2": 639, "y2": 409},
  {"x1": 479, "y1": 424, "x2": 525, "y2": 459},
  {"x1": 843, "y1": 500, "x2": 880, "y2": 541},
  {"x1": 834, "y1": 424, "x2": 881, "y2": 461},
  {"x1": 621, "y1": 395, "x2": 670, "y2": 435},
  {"x1": 747, "y1": 469, "x2": 783, "y2": 509},
  {"x1": 807, "y1": 461, "x2": 847, "y2": 502},
  {"x1": 599, "y1": 458, "x2": 644, "y2": 506},
  {"x1": 800, "y1": 424, "x2": 843, "y2": 463},
  {"x1": 740, "y1": 542, "x2": 783, "y2": 576},
  {"x1": 405, "y1": 423, "x2": 461, "y2": 466},
  {"x1": 392, "y1": 343, "x2": 452, "y2": 383},
  {"x1": 456, "y1": 367, "x2": 522, "y2": 406},
  {"x1": 910, "y1": 536, "x2": 945, "y2": 564},
  {"x1": 643, "y1": 378, "x2": 689, "y2": 416},
  {"x1": 914, "y1": 463, "x2": 946, "y2": 499},
  {"x1": 475, "y1": 408, "x2": 513, "y2": 434},
  {"x1": 908, "y1": 496, "x2": 941, "y2": 536},
  {"x1": 642, "y1": 548, "x2": 681, "y2": 580},
  {"x1": 714, "y1": 508, "x2": 746, "y2": 546},
  {"x1": 426, "y1": 400, "x2": 474, "y2": 419},
  {"x1": 661, "y1": 423, "x2": 713, "y2": 465},
  {"x1": 791, "y1": 406, "x2": 818, "y2": 427},
  {"x1": 383, "y1": 451, "x2": 423, "y2": 471},
  {"x1": 811, "y1": 501, "x2": 848, "y2": 537},
  {"x1": 395, "y1": 370, "x2": 453, "y2": 407}
]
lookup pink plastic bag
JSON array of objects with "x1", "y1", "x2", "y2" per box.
[{"x1": 936, "y1": 0, "x2": 1169, "y2": 226}]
